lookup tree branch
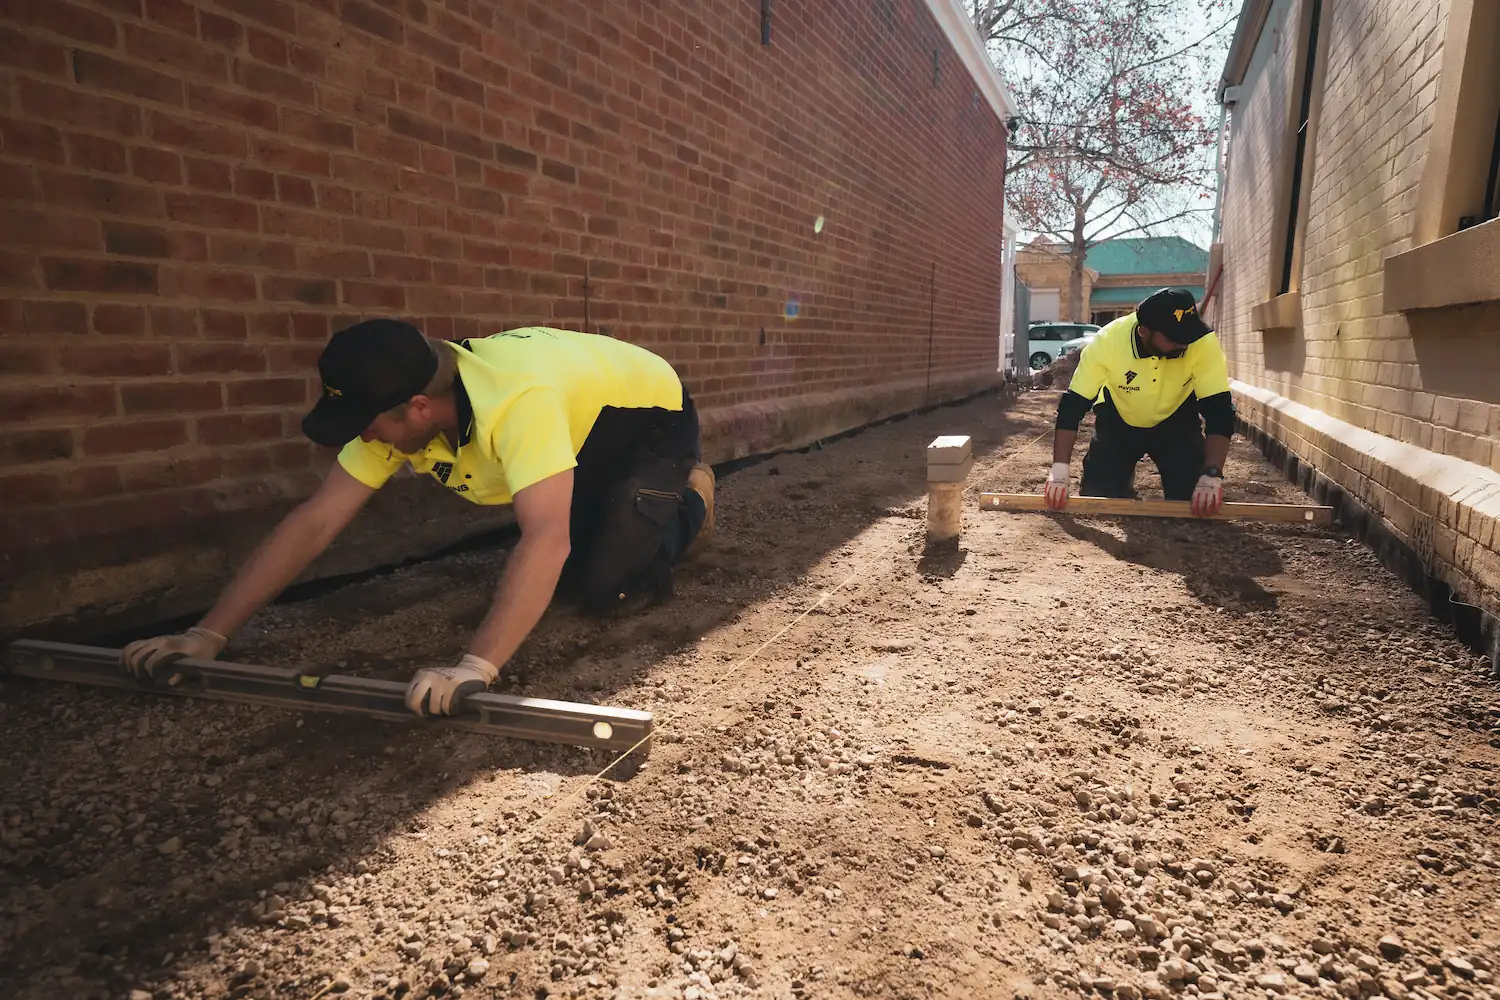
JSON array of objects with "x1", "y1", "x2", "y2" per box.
[
  {"x1": 1114, "y1": 14, "x2": 1238, "y2": 79},
  {"x1": 1081, "y1": 197, "x2": 1144, "y2": 239},
  {"x1": 1084, "y1": 205, "x2": 1213, "y2": 244}
]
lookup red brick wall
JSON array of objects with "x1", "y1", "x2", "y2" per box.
[{"x1": 0, "y1": 0, "x2": 1007, "y2": 631}]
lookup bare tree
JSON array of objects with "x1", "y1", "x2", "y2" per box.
[{"x1": 972, "y1": 0, "x2": 1235, "y2": 319}]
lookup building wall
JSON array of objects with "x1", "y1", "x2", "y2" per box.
[
  {"x1": 1090, "y1": 273, "x2": 1206, "y2": 295},
  {"x1": 1014, "y1": 247, "x2": 1093, "y2": 321},
  {"x1": 999, "y1": 214, "x2": 1019, "y2": 371},
  {"x1": 1015, "y1": 247, "x2": 1204, "y2": 324},
  {"x1": 0, "y1": 0, "x2": 1009, "y2": 633},
  {"x1": 1218, "y1": 0, "x2": 1500, "y2": 622}
]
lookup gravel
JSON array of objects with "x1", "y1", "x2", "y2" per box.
[{"x1": 2, "y1": 392, "x2": 1497, "y2": 1000}]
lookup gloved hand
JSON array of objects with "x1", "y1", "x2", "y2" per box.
[
  {"x1": 1191, "y1": 474, "x2": 1224, "y2": 517},
  {"x1": 121, "y1": 626, "x2": 227, "y2": 679},
  {"x1": 1043, "y1": 462, "x2": 1071, "y2": 510},
  {"x1": 405, "y1": 653, "x2": 500, "y2": 717}
]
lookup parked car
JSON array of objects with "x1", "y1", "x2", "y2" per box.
[
  {"x1": 1058, "y1": 331, "x2": 1099, "y2": 358},
  {"x1": 1025, "y1": 322, "x2": 1100, "y2": 370}
]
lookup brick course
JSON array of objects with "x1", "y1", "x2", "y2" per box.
[{"x1": 1, "y1": 0, "x2": 1008, "y2": 631}]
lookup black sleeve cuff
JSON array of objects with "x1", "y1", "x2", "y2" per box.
[
  {"x1": 1198, "y1": 391, "x2": 1236, "y2": 438},
  {"x1": 1055, "y1": 390, "x2": 1094, "y2": 431}
]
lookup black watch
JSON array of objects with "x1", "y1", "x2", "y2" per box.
[{"x1": 1202, "y1": 465, "x2": 1222, "y2": 478}]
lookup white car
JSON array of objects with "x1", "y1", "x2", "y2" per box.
[
  {"x1": 1058, "y1": 332, "x2": 1099, "y2": 359},
  {"x1": 1025, "y1": 322, "x2": 1100, "y2": 369}
]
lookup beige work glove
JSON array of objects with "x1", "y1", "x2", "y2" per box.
[
  {"x1": 121, "y1": 626, "x2": 228, "y2": 679},
  {"x1": 1191, "y1": 474, "x2": 1224, "y2": 518},
  {"x1": 1043, "y1": 462, "x2": 1071, "y2": 510},
  {"x1": 405, "y1": 653, "x2": 500, "y2": 717}
]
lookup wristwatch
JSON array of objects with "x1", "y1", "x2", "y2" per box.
[{"x1": 1202, "y1": 465, "x2": 1222, "y2": 478}]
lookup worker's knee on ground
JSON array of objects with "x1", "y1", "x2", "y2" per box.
[
  {"x1": 578, "y1": 549, "x2": 673, "y2": 617},
  {"x1": 1080, "y1": 455, "x2": 1139, "y2": 500},
  {"x1": 573, "y1": 478, "x2": 680, "y2": 614}
]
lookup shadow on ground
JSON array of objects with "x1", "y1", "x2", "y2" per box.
[
  {"x1": 1057, "y1": 515, "x2": 1286, "y2": 611},
  {"x1": 917, "y1": 544, "x2": 970, "y2": 579},
  {"x1": 0, "y1": 387, "x2": 1038, "y2": 998}
]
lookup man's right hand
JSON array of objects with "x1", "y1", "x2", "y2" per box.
[
  {"x1": 1044, "y1": 462, "x2": 1071, "y2": 510},
  {"x1": 121, "y1": 626, "x2": 228, "y2": 679}
]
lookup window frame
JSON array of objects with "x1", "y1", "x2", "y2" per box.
[
  {"x1": 1254, "y1": 0, "x2": 1330, "y2": 331},
  {"x1": 1382, "y1": 0, "x2": 1500, "y2": 313},
  {"x1": 1277, "y1": 0, "x2": 1324, "y2": 296}
]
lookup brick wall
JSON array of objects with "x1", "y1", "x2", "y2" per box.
[
  {"x1": 0, "y1": 0, "x2": 1009, "y2": 634},
  {"x1": 1218, "y1": 0, "x2": 1500, "y2": 623}
]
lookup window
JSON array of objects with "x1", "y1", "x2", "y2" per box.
[
  {"x1": 1423, "y1": 0, "x2": 1500, "y2": 237},
  {"x1": 1279, "y1": 0, "x2": 1323, "y2": 295},
  {"x1": 1265, "y1": 0, "x2": 1327, "y2": 299},
  {"x1": 1252, "y1": 0, "x2": 1330, "y2": 330},
  {"x1": 1382, "y1": 0, "x2": 1500, "y2": 313},
  {"x1": 1464, "y1": 104, "x2": 1500, "y2": 229}
]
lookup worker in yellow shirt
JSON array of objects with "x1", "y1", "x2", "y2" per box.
[
  {"x1": 1043, "y1": 288, "x2": 1232, "y2": 518},
  {"x1": 119, "y1": 320, "x2": 716, "y2": 716}
]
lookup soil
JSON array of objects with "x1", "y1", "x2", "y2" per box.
[{"x1": 2, "y1": 388, "x2": 1499, "y2": 1000}]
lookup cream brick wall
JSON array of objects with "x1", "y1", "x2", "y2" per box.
[{"x1": 1218, "y1": 0, "x2": 1500, "y2": 618}]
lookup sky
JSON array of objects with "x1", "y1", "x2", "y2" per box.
[{"x1": 994, "y1": 1, "x2": 1241, "y2": 252}]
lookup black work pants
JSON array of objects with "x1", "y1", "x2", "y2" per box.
[
  {"x1": 558, "y1": 388, "x2": 706, "y2": 616},
  {"x1": 1080, "y1": 397, "x2": 1205, "y2": 501}
]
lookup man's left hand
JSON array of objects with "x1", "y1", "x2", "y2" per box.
[
  {"x1": 1191, "y1": 474, "x2": 1224, "y2": 518},
  {"x1": 405, "y1": 654, "x2": 500, "y2": 716}
]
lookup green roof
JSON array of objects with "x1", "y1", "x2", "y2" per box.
[
  {"x1": 1084, "y1": 237, "x2": 1208, "y2": 277},
  {"x1": 1090, "y1": 284, "x2": 1206, "y2": 306}
]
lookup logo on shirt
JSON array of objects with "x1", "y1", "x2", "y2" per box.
[
  {"x1": 1124, "y1": 371, "x2": 1137, "y2": 385},
  {"x1": 432, "y1": 461, "x2": 454, "y2": 484}
]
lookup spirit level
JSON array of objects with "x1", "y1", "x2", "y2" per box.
[
  {"x1": 3, "y1": 640, "x2": 653, "y2": 753},
  {"x1": 978, "y1": 493, "x2": 1334, "y2": 524}
]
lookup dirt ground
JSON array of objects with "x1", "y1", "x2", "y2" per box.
[{"x1": 3, "y1": 388, "x2": 1499, "y2": 1000}]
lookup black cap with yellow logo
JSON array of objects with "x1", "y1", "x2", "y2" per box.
[
  {"x1": 300, "y1": 319, "x2": 439, "y2": 448},
  {"x1": 1136, "y1": 287, "x2": 1213, "y2": 346}
]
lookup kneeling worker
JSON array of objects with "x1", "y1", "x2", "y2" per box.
[
  {"x1": 1043, "y1": 288, "x2": 1233, "y2": 517},
  {"x1": 120, "y1": 320, "x2": 716, "y2": 716}
]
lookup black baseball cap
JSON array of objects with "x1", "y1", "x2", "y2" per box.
[
  {"x1": 300, "y1": 319, "x2": 439, "y2": 448},
  {"x1": 1136, "y1": 287, "x2": 1213, "y2": 345}
]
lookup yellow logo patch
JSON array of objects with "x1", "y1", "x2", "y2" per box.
[
  {"x1": 323, "y1": 384, "x2": 343, "y2": 397},
  {"x1": 1173, "y1": 306, "x2": 1195, "y2": 322}
]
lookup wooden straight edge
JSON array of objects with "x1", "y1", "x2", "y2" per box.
[
  {"x1": 2, "y1": 640, "x2": 653, "y2": 753},
  {"x1": 976, "y1": 492, "x2": 1334, "y2": 525}
]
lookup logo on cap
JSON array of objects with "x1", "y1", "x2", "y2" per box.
[
  {"x1": 1173, "y1": 306, "x2": 1194, "y2": 322},
  {"x1": 323, "y1": 384, "x2": 343, "y2": 397}
]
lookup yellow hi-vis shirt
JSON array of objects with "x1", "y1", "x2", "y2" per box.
[
  {"x1": 337, "y1": 328, "x2": 683, "y2": 505},
  {"x1": 1066, "y1": 313, "x2": 1231, "y2": 428}
]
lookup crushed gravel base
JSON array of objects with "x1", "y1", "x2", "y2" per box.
[{"x1": 2, "y1": 389, "x2": 1498, "y2": 1000}]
